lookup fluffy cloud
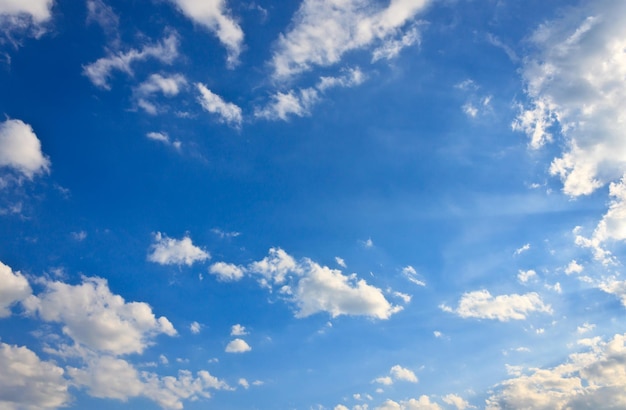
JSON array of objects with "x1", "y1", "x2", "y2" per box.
[
  {"x1": 225, "y1": 338, "x2": 251, "y2": 353},
  {"x1": 146, "y1": 132, "x2": 182, "y2": 150},
  {"x1": 69, "y1": 355, "x2": 231, "y2": 409},
  {"x1": 196, "y1": 83, "x2": 243, "y2": 127},
  {"x1": 230, "y1": 324, "x2": 247, "y2": 336},
  {"x1": 375, "y1": 365, "x2": 418, "y2": 385},
  {"x1": 168, "y1": 0, "x2": 243, "y2": 67},
  {"x1": 147, "y1": 232, "x2": 210, "y2": 266},
  {"x1": 375, "y1": 396, "x2": 442, "y2": 410},
  {"x1": 23, "y1": 276, "x2": 176, "y2": 355},
  {"x1": 598, "y1": 279, "x2": 626, "y2": 307},
  {"x1": 514, "y1": 0, "x2": 626, "y2": 197},
  {"x1": 190, "y1": 321, "x2": 201, "y2": 334},
  {"x1": 208, "y1": 262, "x2": 245, "y2": 281},
  {"x1": 0, "y1": 343, "x2": 70, "y2": 410},
  {"x1": 134, "y1": 73, "x2": 187, "y2": 115},
  {"x1": 442, "y1": 394, "x2": 472, "y2": 410},
  {"x1": 83, "y1": 33, "x2": 179, "y2": 89},
  {"x1": 402, "y1": 265, "x2": 425, "y2": 286},
  {"x1": 0, "y1": 0, "x2": 53, "y2": 41},
  {"x1": 517, "y1": 269, "x2": 536, "y2": 284},
  {"x1": 0, "y1": 119, "x2": 50, "y2": 179},
  {"x1": 486, "y1": 333, "x2": 626, "y2": 409},
  {"x1": 249, "y1": 248, "x2": 401, "y2": 319},
  {"x1": 441, "y1": 290, "x2": 552, "y2": 321},
  {"x1": 0, "y1": 260, "x2": 31, "y2": 317},
  {"x1": 270, "y1": 0, "x2": 430, "y2": 79}
]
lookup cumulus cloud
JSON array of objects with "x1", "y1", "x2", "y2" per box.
[
  {"x1": 168, "y1": 0, "x2": 243, "y2": 67},
  {"x1": 375, "y1": 396, "x2": 442, "y2": 410},
  {"x1": 190, "y1": 321, "x2": 201, "y2": 334},
  {"x1": 598, "y1": 278, "x2": 626, "y2": 307},
  {"x1": 270, "y1": 0, "x2": 430, "y2": 80},
  {"x1": 147, "y1": 232, "x2": 210, "y2": 266},
  {"x1": 248, "y1": 248, "x2": 400, "y2": 319},
  {"x1": 134, "y1": 73, "x2": 187, "y2": 115},
  {"x1": 209, "y1": 262, "x2": 245, "y2": 281},
  {"x1": 83, "y1": 33, "x2": 179, "y2": 89},
  {"x1": 0, "y1": 0, "x2": 53, "y2": 42},
  {"x1": 23, "y1": 276, "x2": 177, "y2": 355},
  {"x1": 517, "y1": 269, "x2": 536, "y2": 284},
  {"x1": 225, "y1": 338, "x2": 251, "y2": 353},
  {"x1": 375, "y1": 365, "x2": 418, "y2": 385},
  {"x1": 514, "y1": 0, "x2": 626, "y2": 197},
  {"x1": 0, "y1": 343, "x2": 70, "y2": 410},
  {"x1": 196, "y1": 83, "x2": 242, "y2": 127},
  {"x1": 486, "y1": 333, "x2": 626, "y2": 409},
  {"x1": 69, "y1": 355, "x2": 231, "y2": 409},
  {"x1": 230, "y1": 324, "x2": 247, "y2": 336},
  {"x1": 441, "y1": 290, "x2": 552, "y2": 321},
  {"x1": 0, "y1": 260, "x2": 31, "y2": 317},
  {"x1": 442, "y1": 394, "x2": 472, "y2": 410},
  {"x1": 565, "y1": 260, "x2": 584, "y2": 274},
  {"x1": 146, "y1": 131, "x2": 182, "y2": 150},
  {"x1": 0, "y1": 119, "x2": 50, "y2": 179}
]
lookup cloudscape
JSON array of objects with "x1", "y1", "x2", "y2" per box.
[{"x1": 2, "y1": 0, "x2": 626, "y2": 409}]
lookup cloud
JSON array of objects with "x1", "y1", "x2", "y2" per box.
[
  {"x1": 0, "y1": 0, "x2": 53, "y2": 42},
  {"x1": 402, "y1": 265, "x2": 425, "y2": 286},
  {"x1": 190, "y1": 321, "x2": 201, "y2": 334},
  {"x1": 23, "y1": 276, "x2": 177, "y2": 355},
  {"x1": 442, "y1": 394, "x2": 472, "y2": 410},
  {"x1": 0, "y1": 343, "x2": 70, "y2": 410},
  {"x1": 249, "y1": 248, "x2": 400, "y2": 319},
  {"x1": 147, "y1": 232, "x2": 210, "y2": 266},
  {"x1": 146, "y1": 132, "x2": 182, "y2": 150},
  {"x1": 513, "y1": 243, "x2": 530, "y2": 256},
  {"x1": 375, "y1": 396, "x2": 442, "y2": 410},
  {"x1": 598, "y1": 278, "x2": 626, "y2": 307},
  {"x1": 0, "y1": 260, "x2": 31, "y2": 318},
  {"x1": 68, "y1": 355, "x2": 231, "y2": 409},
  {"x1": 225, "y1": 338, "x2": 251, "y2": 353},
  {"x1": 0, "y1": 119, "x2": 50, "y2": 179},
  {"x1": 208, "y1": 262, "x2": 245, "y2": 281},
  {"x1": 196, "y1": 83, "x2": 243, "y2": 127},
  {"x1": 238, "y1": 378, "x2": 249, "y2": 389},
  {"x1": 514, "y1": 0, "x2": 626, "y2": 197},
  {"x1": 375, "y1": 365, "x2": 418, "y2": 385},
  {"x1": 168, "y1": 0, "x2": 243, "y2": 67},
  {"x1": 86, "y1": 0, "x2": 119, "y2": 43},
  {"x1": 565, "y1": 260, "x2": 584, "y2": 275},
  {"x1": 517, "y1": 269, "x2": 536, "y2": 284},
  {"x1": 486, "y1": 333, "x2": 626, "y2": 409},
  {"x1": 83, "y1": 33, "x2": 179, "y2": 89},
  {"x1": 441, "y1": 290, "x2": 552, "y2": 321},
  {"x1": 335, "y1": 257, "x2": 347, "y2": 268},
  {"x1": 270, "y1": 0, "x2": 430, "y2": 80},
  {"x1": 134, "y1": 73, "x2": 187, "y2": 114},
  {"x1": 230, "y1": 324, "x2": 247, "y2": 336},
  {"x1": 372, "y1": 25, "x2": 420, "y2": 62}
]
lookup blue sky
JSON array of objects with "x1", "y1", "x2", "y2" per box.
[{"x1": 2, "y1": 0, "x2": 626, "y2": 409}]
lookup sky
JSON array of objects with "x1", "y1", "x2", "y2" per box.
[{"x1": 1, "y1": 0, "x2": 626, "y2": 409}]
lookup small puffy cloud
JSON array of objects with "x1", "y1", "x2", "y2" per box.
[
  {"x1": 517, "y1": 269, "x2": 536, "y2": 284},
  {"x1": 270, "y1": 0, "x2": 430, "y2": 80},
  {"x1": 196, "y1": 83, "x2": 242, "y2": 127},
  {"x1": 134, "y1": 73, "x2": 187, "y2": 115},
  {"x1": 209, "y1": 262, "x2": 245, "y2": 281},
  {"x1": 486, "y1": 333, "x2": 626, "y2": 409},
  {"x1": 23, "y1": 276, "x2": 177, "y2": 355},
  {"x1": 393, "y1": 291, "x2": 411, "y2": 303},
  {"x1": 71, "y1": 230, "x2": 87, "y2": 241},
  {"x1": 362, "y1": 238, "x2": 374, "y2": 248},
  {"x1": 390, "y1": 365, "x2": 418, "y2": 383},
  {"x1": 442, "y1": 394, "x2": 472, "y2": 410},
  {"x1": 190, "y1": 321, "x2": 201, "y2": 334},
  {"x1": 238, "y1": 378, "x2": 249, "y2": 389},
  {"x1": 577, "y1": 322, "x2": 596, "y2": 335},
  {"x1": 598, "y1": 279, "x2": 626, "y2": 307},
  {"x1": 168, "y1": 0, "x2": 243, "y2": 67},
  {"x1": 565, "y1": 260, "x2": 584, "y2": 275},
  {"x1": 147, "y1": 232, "x2": 210, "y2": 266},
  {"x1": 514, "y1": 243, "x2": 530, "y2": 256},
  {"x1": 0, "y1": 260, "x2": 32, "y2": 317},
  {"x1": 374, "y1": 376, "x2": 393, "y2": 386},
  {"x1": 225, "y1": 338, "x2": 251, "y2": 353},
  {"x1": 0, "y1": 119, "x2": 50, "y2": 179},
  {"x1": 402, "y1": 265, "x2": 425, "y2": 287},
  {"x1": 83, "y1": 33, "x2": 179, "y2": 89},
  {"x1": 375, "y1": 396, "x2": 442, "y2": 410},
  {"x1": 0, "y1": 342, "x2": 70, "y2": 410},
  {"x1": 230, "y1": 324, "x2": 247, "y2": 336},
  {"x1": 146, "y1": 132, "x2": 182, "y2": 150},
  {"x1": 254, "y1": 88, "x2": 318, "y2": 121},
  {"x1": 441, "y1": 290, "x2": 552, "y2": 321},
  {"x1": 248, "y1": 247, "x2": 299, "y2": 285},
  {"x1": 335, "y1": 257, "x2": 347, "y2": 268}
]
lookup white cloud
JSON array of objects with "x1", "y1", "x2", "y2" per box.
[
  {"x1": 238, "y1": 378, "x2": 249, "y2": 389},
  {"x1": 375, "y1": 396, "x2": 442, "y2": 410},
  {"x1": 23, "y1": 276, "x2": 176, "y2": 355},
  {"x1": 168, "y1": 0, "x2": 243, "y2": 67},
  {"x1": 248, "y1": 248, "x2": 400, "y2": 319},
  {"x1": 565, "y1": 260, "x2": 584, "y2": 275},
  {"x1": 71, "y1": 230, "x2": 87, "y2": 241},
  {"x1": 270, "y1": 0, "x2": 430, "y2": 80},
  {"x1": 374, "y1": 376, "x2": 393, "y2": 386},
  {"x1": 514, "y1": 243, "x2": 530, "y2": 255},
  {"x1": 0, "y1": 260, "x2": 31, "y2": 318},
  {"x1": 134, "y1": 73, "x2": 187, "y2": 115},
  {"x1": 0, "y1": 342, "x2": 70, "y2": 410},
  {"x1": 147, "y1": 232, "x2": 210, "y2": 266},
  {"x1": 598, "y1": 278, "x2": 626, "y2": 307},
  {"x1": 225, "y1": 338, "x2": 251, "y2": 353},
  {"x1": 83, "y1": 33, "x2": 179, "y2": 89},
  {"x1": 393, "y1": 291, "x2": 411, "y2": 303},
  {"x1": 230, "y1": 324, "x2": 247, "y2": 336},
  {"x1": 316, "y1": 67, "x2": 366, "y2": 92},
  {"x1": 0, "y1": 119, "x2": 50, "y2": 179},
  {"x1": 211, "y1": 228, "x2": 240, "y2": 238},
  {"x1": 196, "y1": 83, "x2": 242, "y2": 127},
  {"x1": 577, "y1": 322, "x2": 596, "y2": 335},
  {"x1": 486, "y1": 333, "x2": 626, "y2": 409},
  {"x1": 362, "y1": 238, "x2": 374, "y2": 248},
  {"x1": 372, "y1": 25, "x2": 420, "y2": 62},
  {"x1": 146, "y1": 131, "x2": 182, "y2": 150},
  {"x1": 254, "y1": 88, "x2": 319, "y2": 121},
  {"x1": 441, "y1": 290, "x2": 552, "y2": 321},
  {"x1": 69, "y1": 355, "x2": 231, "y2": 409},
  {"x1": 190, "y1": 321, "x2": 201, "y2": 334},
  {"x1": 209, "y1": 262, "x2": 245, "y2": 281},
  {"x1": 402, "y1": 265, "x2": 425, "y2": 286},
  {"x1": 86, "y1": 0, "x2": 119, "y2": 41},
  {"x1": 0, "y1": 0, "x2": 53, "y2": 41},
  {"x1": 335, "y1": 257, "x2": 347, "y2": 268},
  {"x1": 514, "y1": 1, "x2": 626, "y2": 197},
  {"x1": 0, "y1": 0, "x2": 53, "y2": 22},
  {"x1": 442, "y1": 394, "x2": 472, "y2": 410},
  {"x1": 517, "y1": 269, "x2": 536, "y2": 284},
  {"x1": 390, "y1": 365, "x2": 418, "y2": 383}
]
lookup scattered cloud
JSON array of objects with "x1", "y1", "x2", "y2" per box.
[
  {"x1": 577, "y1": 322, "x2": 595, "y2": 335},
  {"x1": 211, "y1": 228, "x2": 240, "y2": 239},
  {"x1": 441, "y1": 290, "x2": 552, "y2": 321},
  {"x1": 374, "y1": 365, "x2": 418, "y2": 385},
  {"x1": 565, "y1": 260, "x2": 583, "y2": 275},
  {"x1": 190, "y1": 321, "x2": 201, "y2": 334},
  {"x1": 514, "y1": 243, "x2": 530, "y2": 256},
  {"x1": 442, "y1": 394, "x2": 473, "y2": 410},
  {"x1": 146, "y1": 132, "x2": 182, "y2": 150},
  {"x1": 147, "y1": 232, "x2": 210, "y2": 266},
  {"x1": 71, "y1": 230, "x2": 87, "y2": 241},
  {"x1": 168, "y1": 0, "x2": 244, "y2": 67},
  {"x1": 254, "y1": 87, "x2": 318, "y2": 121},
  {"x1": 335, "y1": 257, "x2": 347, "y2": 268},
  {"x1": 23, "y1": 276, "x2": 177, "y2": 355},
  {"x1": 375, "y1": 396, "x2": 442, "y2": 410},
  {"x1": 134, "y1": 73, "x2": 187, "y2": 115},
  {"x1": 225, "y1": 338, "x2": 251, "y2": 353},
  {"x1": 238, "y1": 378, "x2": 249, "y2": 389},
  {"x1": 598, "y1": 278, "x2": 626, "y2": 307},
  {"x1": 0, "y1": 0, "x2": 53, "y2": 42},
  {"x1": 83, "y1": 33, "x2": 179, "y2": 89},
  {"x1": 0, "y1": 342, "x2": 70, "y2": 409},
  {"x1": 270, "y1": 0, "x2": 430, "y2": 80},
  {"x1": 230, "y1": 324, "x2": 247, "y2": 336},
  {"x1": 86, "y1": 0, "x2": 120, "y2": 44},
  {"x1": 209, "y1": 262, "x2": 245, "y2": 281},
  {"x1": 196, "y1": 83, "x2": 243, "y2": 127},
  {"x1": 517, "y1": 269, "x2": 536, "y2": 284},
  {"x1": 0, "y1": 260, "x2": 32, "y2": 318},
  {"x1": 402, "y1": 265, "x2": 425, "y2": 287},
  {"x1": 0, "y1": 119, "x2": 50, "y2": 180}
]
